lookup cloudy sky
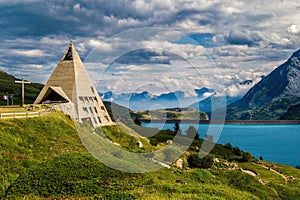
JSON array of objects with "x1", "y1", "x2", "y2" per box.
[{"x1": 1, "y1": 0, "x2": 300, "y2": 96}]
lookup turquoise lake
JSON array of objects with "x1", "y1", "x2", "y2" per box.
[{"x1": 141, "y1": 122, "x2": 300, "y2": 167}]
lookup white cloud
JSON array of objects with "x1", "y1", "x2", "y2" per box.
[
  {"x1": 7, "y1": 49, "x2": 47, "y2": 57},
  {"x1": 288, "y1": 24, "x2": 300, "y2": 34},
  {"x1": 0, "y1": 0, "x2": 299, "y2": 97}
]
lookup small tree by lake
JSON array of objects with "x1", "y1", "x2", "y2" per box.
[
  {"x1": 173, "y1": 122, "x2": 182, "y2": 135},
  {"x1": 134, "y1": 117, "x2": 141, "y2": 126},
  {"x1": 174, "y1": 122, "x2": 180, "y2": 133}
]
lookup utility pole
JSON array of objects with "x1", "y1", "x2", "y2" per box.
[{"x1": 15, "y1": 77, "x2": 31, "y2": 107}]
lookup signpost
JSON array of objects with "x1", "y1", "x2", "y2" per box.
[{"x1": 15, "y1": 77, "x2": 31, "y2": 107}]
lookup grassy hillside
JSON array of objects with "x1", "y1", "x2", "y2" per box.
[
  {"x1": 1, "y1": 112, "x2": 300, "y2": 199},
  {"x1": 0, "y1": 70, "x2": 43, "y2": 106}
]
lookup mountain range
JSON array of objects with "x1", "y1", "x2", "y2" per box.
[
  {"x1": 99, "y1": 87, "x2": 215, "y2": 111},
  {"x1": 100, "y1": 77, "x2": 261, "y2": 112}
]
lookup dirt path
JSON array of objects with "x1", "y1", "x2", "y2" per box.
[
  {"x1": 240, "y1": 168, "x2": 258, "y2": 177},
  {"x1": 270, "y1": 187, "x2": 280, "y2": 199},
  {"x1": 239, "y1": 164, "x2": 282, "y2": 199},
  {"x1": 269, "y1": 168, "x2": 288, "y2": 184},
  {"x1": 252, "y1": 162, "x2": 288, "y2": 184}
]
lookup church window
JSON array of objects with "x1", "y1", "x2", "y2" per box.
[
  {"x1": 79, "y1": 96, "x2": 84, "y2": 102},
  {"x1": 91, "y1": 86, "x2": 95, "y2": 94},
  {"x1": 82, "y1": 107, "x2": 88, "y2": 113}
]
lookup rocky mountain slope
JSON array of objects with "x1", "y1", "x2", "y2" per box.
[{"x1": 226, "y1": 49, "x2": 300, "y2": 120}]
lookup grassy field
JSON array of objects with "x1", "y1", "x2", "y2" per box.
[{"x1": 1, "y1": 111, "x2": 300, "y2": 199}]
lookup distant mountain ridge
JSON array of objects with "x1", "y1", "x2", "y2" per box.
[
  {"x1": 100, "y1": 87, "x2": 214, "y2": 110},
  {"x1": 190, "y1": 95, "x2": 242, "y2": 113},
  {"x1": 226, "y1": 49, "x2": 300, "y2": 120}
]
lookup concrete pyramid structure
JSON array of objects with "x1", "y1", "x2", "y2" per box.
[{"x1": 34, "y1": 41, "x2": 113, "y2": 127}]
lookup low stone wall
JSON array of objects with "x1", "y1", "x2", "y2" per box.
[{"x1": 53, "y1": 102, "x2": 78, "y2": 120}]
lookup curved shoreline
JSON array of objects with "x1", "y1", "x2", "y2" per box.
[{"x1": 140, "y1": 119, "x2": 300, "y2": 125}]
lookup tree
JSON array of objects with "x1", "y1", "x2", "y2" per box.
[
  {"x1": 259, "y1": 156, "x2": 263, "y2": 161},
  {"x1": 187, "y1": 154, "x2": 213, "y2": 169},
  {"x1": 134, "y1": 117, "x2": 141, "y2": 126},
  {"x1": 224, "y1": 143, "x2": 233, "y2": 150},
  {"x1": 232, "y1": 147, "x2": 242, "y2": 156},
  {"x1": 174, "y1": 122, "x2": 180, "y2": 133},
  {"x1": 242, "y1": 152, "x2": 253, "y2": 162}
]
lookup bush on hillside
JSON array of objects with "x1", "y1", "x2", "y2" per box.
[{"x1": 187, "y1": 154, "x2": 214, "y2": 169}]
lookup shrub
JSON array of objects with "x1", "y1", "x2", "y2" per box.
[
  {"x1": 241, "y1": 152, "x2": 253, "y2": 162},
  {"x1": 224, "y1": 143, "x2": 233, "y2": 150},
  {"x1": 232, "y1": 147, "x2": 242, "y2": 156},
  {"x1": 187, "y1": 154, "x2": 213, "y2": 169}
]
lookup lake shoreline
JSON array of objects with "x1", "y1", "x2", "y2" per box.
[{"x1": 140, "y1": 119, "x2": 300, "y2": 125}]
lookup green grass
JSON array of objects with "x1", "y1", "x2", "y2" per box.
[
  {"x1": 1, "y1": 112, "x2": 300, "y2": 199},
  {"x1": 0, "y1": 112, "x2": 86, "y2": 196},
  {"x1": 5, "y1": 152, "x2": 142, "y2": 199}
]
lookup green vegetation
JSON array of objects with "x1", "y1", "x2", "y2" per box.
[
  {"x1": 227, "y1": 96, "x2": 300, "y2": 120},
  {"x1": 104, "y1": 101, "x2": 208, "y2": 122},
  {"x1": 1, "y1": 111, "x2": 300, "y2": 199},
  {"x1": 98, "y1": 123, "x2": 155, "y2": 152},
  {"x1": 5, "y1": 153, "x2": 143, "y2": 199},
  {"x1": 280, "y1": 102, "x2": 300, "y2": 120},
  {"x1": 0, "y1": 70, "x2": 43, "y2": 106},
  {"x1": 134, "y1": 108, "x2": 208, "y2": 120},
  {"x1": 187, "y1": 154, "x2": 214, "y2": 169}
]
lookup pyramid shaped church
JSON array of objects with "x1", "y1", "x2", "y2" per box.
[{"x1": 34, "y1": 41, "x2": 113, "y2": 127}]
